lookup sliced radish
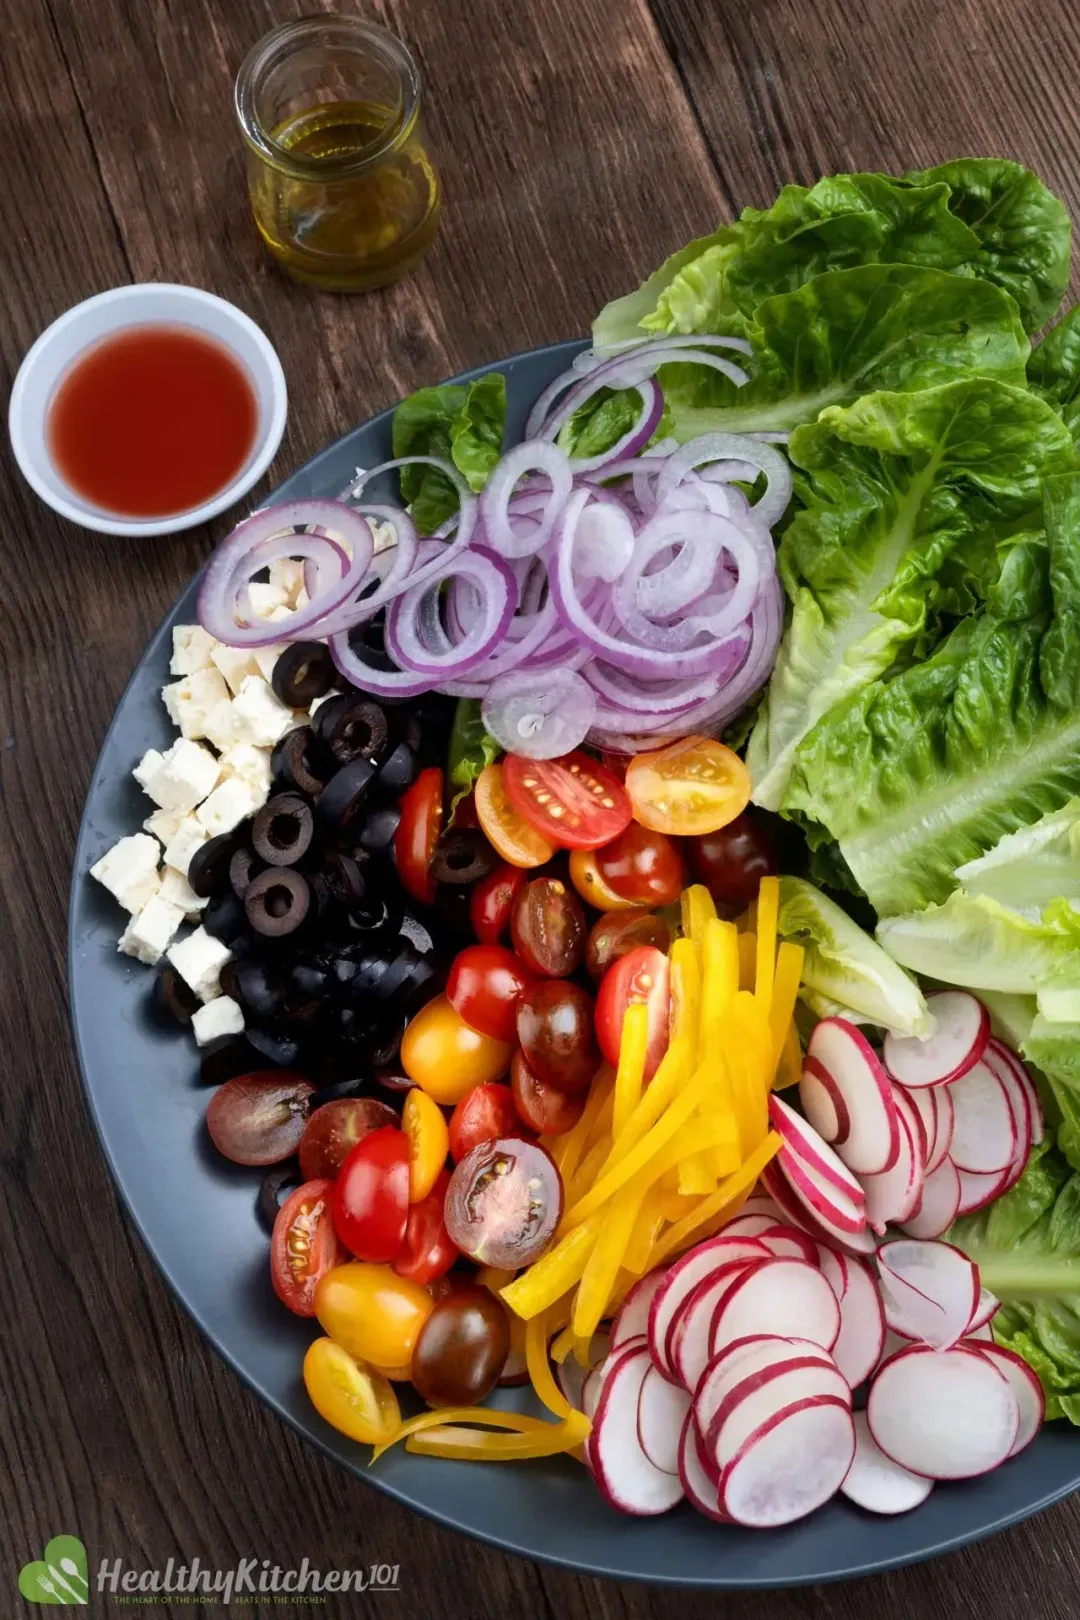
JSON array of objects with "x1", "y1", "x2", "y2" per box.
[
  {"x1": 736, "y1": 1193, "x2": 788, "y2": 1221},
  {"x1": 554, "y1": 1329, "x2": 609, "y2": 1411},
  {"x1": 861, "y1": 1106, "x2": 922, "y2": 1234},
  {"x1": 761, "y1": 1159, "x2": 877, "y2": 1256},
  {"x1": 591, "y1": 1346, "x2": 685, "y2": 1514},
  {"x1": 779, "y1": 1148, "x2": 868, "y2": 1238},
  {"x1": 711, "y1": 1259, "x2": 842, "y2": 1356},
  {"x1": 900, "y1": 1157, "x2": 962, "y2": 1240},
  {"x1": 867, "y1": 1344, "x2": 1020, "y2": 1479},
  {"x1": 722, "y1": 1213, "x2": 797, "y2": 1241},
  {"x1": 755, "y1": 1223, "x2": 820, "y2": 1265},
  {"x1": 678, "y1": 1413, "x2": 728, "y2": 1520},
  {"x1": 967, "y1": 1321, "x2": 994, "y2": 1343},
  {"x1": 770, "y1": 1095, "x2": 867, "y2": 1205},
  {"x1": 989, "y1": 1041, "x2": 1044, "y2": 1144},
  {"x1": 807, "y1": 1019, "x2": 900, "y2": 1174},
  {"x1": 583, "y1": 1338, "x2": 644, "y2": 1419},
  {"x1": 926, "y1": 1085, "x2": 955, "y2": 1174},
  {"x1": 708, "y1": 1358, "x2": 851, "y2": 1475},
  {"x1": 636, "y1": 1363, "x2": 690, "y2": 1475},
  {"x1": 982, "y1": 1043, "x2": 1034, "y2": 1162},
  {"x1": 883, "y1": 990, "x2": 989, "y2": 1089},
  {"x1": 969, "y1": 1288, "x2": 1000, "y2": 1332},
  {"x1": 841, "y1": 1410, "x2": 934, "y2": 1515},
  {"x1": 800, "y1": 1054, "x2": 852, "y2": 1146},
  {"x1": 612, "y1": 1269, "x2": 666, "y2": 1349},
  {"x1": 897, "y1": 1085, "x2": 936, "y2": 1166},
  {"x1": 877, "y1": 1240, "x2": 980, "y2": 1351},
  {"x1": 694, "y1": 1336, "x2": 835, "y2": 1440},
  {"x1": 876, "y1": 1328, "x2": 914, "y2": 1369},
  {"x1": 719, "y1": 1397, "x2": 856, "y2": 1527},
  {"x1": 671, "y1": 1262, "x2": 762, "y2": 1393},
  {"x1": 647, "y1": 1236, "x2": 771, "y2": 1382},
  {"x1": 967, "y1": 1342, "x2": 1045, "y2": 1458},
  {"x1": 946, "y1": 1059, "x2": 1019, "y2": 1174},
  {"x1": 829, "y1": 1256, "x2": 886, "y2": 1388},
  {"x1": 816, "y1": 1245, "x2": 849, "y2": 1302},
  {"x1": 955, "y1": 1160, "x2": 1012, "y2": 1217}
]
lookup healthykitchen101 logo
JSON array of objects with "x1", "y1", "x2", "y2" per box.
[{"x1": 19, "y1": 1536, "x2": 89, "y2": 1604}]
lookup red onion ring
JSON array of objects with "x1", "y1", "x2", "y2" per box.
[
  {"x1": 481, "y1": 667, "x2": 597, "y2": 757},
  {"x1": 479, "y1": 442, "x2": 573, "y2": 559},
  {"x1": 384, "y1": 546, "x2": 516, "y2": 678}
]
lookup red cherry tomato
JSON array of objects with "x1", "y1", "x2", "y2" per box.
[
  {"x1": 391, "y1": 1168, "x2": 459, "y2": 1285},
  {"x1": 446, "y1": 944, "x2": 536, "y2": 1042},
  {"x1": 332, "y1": 1125, "x2": 411, "y2": 1263},
  {"x1": 448, "y1": 1084, "x2": 520, "y2": 1162},
  {"x1": 469, "y1": 862, "x2": 526, "y2": 945},
  {"x1": 595, "y1": 823, "x2": 686, "y2": 906},
  {"x1": 687, "y1": 812, "x2": 778, "y2": 910},
  {"x1": 510, "y1": 1050, "x2": 588, "y2": 1136},
  {"x1": 595, "y1": 945, "x2": 671, "y2": 1080},
  {"x1": 271, "y1": 1178, "x2": 349, "y2": 1318},
  {"x1": 502, "y1": 752, "x2": 632, "y2": 850},
  {"x1": 394, "y1": 767, "x2": 443, "y2": 904}
]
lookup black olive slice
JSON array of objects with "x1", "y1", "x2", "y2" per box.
[
  {"x1": 326, "y1": 698, "x2": 388, "y2": 767},
  {"x1": 229, "y1": 846, "x2": 261, "y2": 899},
  {"x1": 257, "y1": 1161, "x2": 301, "y2": 1234},
  {"x1": 203, "y1": 889, "x2": 248, "y2": 945},
  {"x1": 244, "y1": 868, "x2": 312, "y2": 937},
  {"x1": 187, "y1": 832, "x2": 238, "y2": 899},
  {"x1": 323, "y1": 850, "x2": 366, "y2": 907},
  {"x1": 430, "y1": 828, "x2": 497, "y2": 886},
  {"x1": 352, "y1": 803, "x2": 401, "y2": 855},
  {"x1": 374, "y1": 739, "x2": 417, "y2": 799},
  {"x1": 154, "y1": 964, "x2": 200, "y2": 1026},
  {"x1": 233, "y1": 959, "x2": 284, "y2": 1021},
  {"x1": 271, "y1": 642, "x2": 334, "y2": 707},
  {"x1": 315, "y1": 758, "x2": 376, "y2": 833},
  {"x1": 252, "y1": 792, "x2": 314, "y2": 867},
  {"x1": 271, "y1": 727, "x2": 326, "y2": 798}
]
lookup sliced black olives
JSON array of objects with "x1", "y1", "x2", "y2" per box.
[
  {"x1": 324, "y1": 697, "x2": 388, "y2": 767},
  {"x1": 203, "y1": 889, "x2": 248, "y2": 946},
  {"x1": 271, "y1": 727, "x2": 326, "y2": 798},
  {"x1": 271, "y1": 642, "x2": 334, "y2": 707},
  {"x1": 374, "y1": 739, "x2": 417, "y2": 798},
  {"x1": 187, "y1": 832, "x2": 238, "y2": 899},
  {"x1": 353, "y1": 803, "x2": 400, "y2": 855},
  {"x1": 430, "y1": 828, "x2": 497, "y2": 886},
  {"x1": 323, "y1": 850, "x2": 366, "y2": 908},
  {"x1": 244, "y1": 868, "x2": 312, "y2": 937},
  {"x1": 252, "y1": 793, "x2": 314, "y2": 867},
  {"x1": 257, "y1": 1161, "x2": 301, "y2": 1235},
  {"x1": 155, "y1": 964, "x2": 200, "y2": 1026},
  {"x1": 315, "y1": 758, "x2": 376, "y2": 833},
  {"x1": 230, "y1": 846, "x2": 261, "y2": 899},
  {"x1": 233, "y1": 959, "x2": 284, "y2": 1020}
]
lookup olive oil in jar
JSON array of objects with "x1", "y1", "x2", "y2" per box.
[{"x1": 249, "y1": 99, "x2": 440, "y2": 292}]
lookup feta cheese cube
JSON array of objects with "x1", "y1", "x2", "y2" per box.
[
  {"x1": 170, "y1": 624, "x2": 219, "y2": 675},
  {"x1": 211, "y1": 641, "x2": 261, "y2": 695},
  {"x1": 119, "y1": 895, "x2": 186, "y2": 964},
  {"x1": 90, "y1": 834, "x2": 162, "y2": 915},
  {"x1": 253, "y1": 641, "x2": 289, "y2": 683},
  {"x1": 230, "y1": 676, "x2": 297, "y2": 747},
  {"x1": 196, "y1": 775, "x2": 261, "y2": 838},
  {"x1": 143, "y1": 739, "x2": 221, "y2": 812},
  {"x1": 309, "y1": 690, "x2": 340, "y2": 717},
  {"x1": 191, "y1": 995, "x2": 245, "y2": 1046},
  {"x1": 160, "y1": 865, "x2": 208, "y2": 916},
  {"x1": 248, "y1": 580, "x2": 290, "y2": 619},
  {"x1": 218, "y1": 743, "x2": 272, "y2": 799},
  {"x1": 143, "y1": 806, "x2": 186, "y2": 843},
  {"x1": 203, "y1": 698, "x2": 239, "y2": 753},
  {"x1": 265, "y1": 603, "x2": 295, "y2": 623},
  {"x1": 167, "y1": 926, "x2": 232, "y2": 1002},
  {"x1": 161, "y1": 668, "x2": 231, "y2": 740},
  {"x1": 133, "y1": 748, "x2": 166, "y2": 790},
  {"x1": 269, "y1": 558, "x2": 306, "y2": 604},
  {"x1": 163, "y1": 815, "x2": 210, "y2": 876}
]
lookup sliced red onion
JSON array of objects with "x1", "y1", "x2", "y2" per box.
[
  {"x1": 384, "y1": 546, "x2": 516, "y2": 678},
  {"x1": 479, "y1": 442, "x2": 573, "y2": 559},
  {"x1": 481, "y1": 667, "x2": 597, "y2": 758},
  {"x1": 328, "y1": 631, "x2": 435, "y2": 698},
  {"x1": 657, "y1": 434, "x2": 792, "y2": 530},
  {"x1": 571, "y1": 500, "x2": 636, "y2": 582},
  {"x1": 536, "y1": 382, "x2": 663, "y2": 475},
  {"x1": 592, "y1": 333, "x2": 754, "y2": 361},
  {"x1": 341, "y1": 456, "x2": 478, "y2": 589}
]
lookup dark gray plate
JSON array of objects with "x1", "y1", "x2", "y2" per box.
[{"x1": 69, "y1": 340, "x2": 1080, "y2": 1586}]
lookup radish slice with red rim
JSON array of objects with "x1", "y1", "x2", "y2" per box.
[
  {"x1": 862, "y1": 1105, "x2": 923, "y2": 1234},
  {"x1": 678, "y1": 1413, "x2": 728, "y2": 1519},
  {"x1": 876, "y1": 1239, "x2": 980, "y2": 1351},
  {"x1": 761, "y1": 1159, "x2": 877, "y2": 1256},
  {"x1": 883, "y1": 990, "x2": 989, "y2": 1089},
  {"x1": 816, "y1": 1245, "x2": 850, "y2": 1303},
  {"x1": 867, "y1": 1343, "x2": 1019, "y2": 1479},
  {"x1": 806, "y1": 1019, "x2": 900, "y2": 1174},
  {"x1": 948, "y1": 1059, "x2": 1020, "y2": 1174},
  {"x1": 982, "y1": 1043, "x2": 1034, "y2": 1157},
  {"x1": 636, "y1": 1364, "x2": 691, "y2": 1475},
  {"x1": 754, "y1": 1224, "x2": 820, "y2": 1265},
  {"x1": 988, "y1": 1040, "x2": 1044, "y2": 1144},
  {"x1": 899, "y1": 1157, "x2": 962, "y2": 1240},
  {"x1": 968, "y1": 1288, "x2": 1000, "y2": 1333},
  {"x1": 671, "y1": 1262, "x2": 764, "y2": 1393},
  {"x1": 778, "y1": 1147, "x2": 869, "y2": 1239},
  {"x1": 694, "y1": 1336, "x2": 835, "y2": 1441},
  {"x1": 955, "y1": 1161, "x2": 1013, "y2": 1217},
  {"x1": 708, "y1": 1358, "x2": 851, "y2": 1477},
  {"x1": 591, "y1": 1346, "x2": 685, "y2": 1514},
  {"x1": 828, "y1": 1256, "x2": 886, "y2": 1389},
  {"x1": 967, "y1": 1343, "x2": 1044, "y2": 1457},
  {"x1": 925, "y1": 1084, "x2": 955, "y2": 1175},
  {"x1": 718, "y1": 1396, "x2": 856, "y2": 1528},
  {"x1": 647, "y1": 1236, "x2": 771, "y2": 1382},
  {"x1": 769, "y1": 1094, "x2": 867, "y2": 1205},
  {"x1": 842, "y1": 1411, "x2": 934, "y2": 1515},
  {"x1": 612, "y1": 1269, "x2": 666, "y2": 1349},
  {"x1": 710, "y1": 1259, "x2": 842, "y2": 1357},
  {"x1": 893, "y1": 1084, "x2": 934, "y2": 1166},
  {"x1": 799, "y1": 1055, "x2": 852, "y2": 1147}
]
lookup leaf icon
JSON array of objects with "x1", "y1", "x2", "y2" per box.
[{"x1": 18, "y1": 1536, "x2": 88, "y2": 1605}]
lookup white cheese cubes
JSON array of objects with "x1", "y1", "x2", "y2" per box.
[
  {"x1": 162, "y1": 815, "x2": 210, "y2": 876},
  {"x1": 167, "y1": 926, "x2": 232, "y2": 1002},
  {"x1": 133, "y1": 748, "x2": 166, "y2": 789},
  {"x1": 230, "y1": 676, "x2": 298, "y2": 747},
  {"x1": 191, "y1": 995, "x2": 245, "y2": 1046},
  {"x1": 196, "y1": 776, "x2": 263, "y2": 838},
  {"x1": 269, "y1": 558, "x2": 305, "y2": 604},
  {"x1": 90, "y1": 834, "x2": 162, "y2": 915},
  {"x1": 218, "y1": 743, "x2": 272, "y2": 800},
  {"x1": 247, "y1": 581, "x2": 290, "y2": 619},
  {"x1": 170, "y1": 624, "x2": 218, "y2": 675},
  {"x1": 211, "y1": 642, "x2": 261, "y2": 695},
  {"x1": 253, "y1": 642, "x2": 289, "y2": 683},
  {"x1": 143, "y1": 806, "x2": 186, "y2": 844},
  {"x1": 142, "y1": 739, "x2": 221, "y2": 812},
  {"x1": 118, "y1": 895, "x2": 185, "y2": 963},
  {"x1": 161, "y1": 667, "x2": 231, "y2": 740},
  {"x1": 203, "y1": 699, "x2": 239, "y2": 754},
  {"x1": 159, "y1": 866, "x2": 207, "y2": 916}
]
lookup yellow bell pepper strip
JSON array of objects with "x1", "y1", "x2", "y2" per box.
[
  {"x1": 572, "y1": 1333, "x2": 594, "y2": 1369},
  {"x1": 500, "y1": 1212, "x2": 604, "y2": 1319},
  {"x1": 678, "y1": 1155, "x2": 717, "y2": 1196},
  {"x1": 649, "y1": 1129, "x2": 783, "y2": 1266},
  {"x1": 726, "y1": 991, "x2": 772, "y2": 1153},
  {"x1": 613, "y1": 1002, "x2": 649, "y2": 1137},
  {"x1": 700, "y1": 917, "x2": 740, "y2": 1033},
  {"x1": 624, "y1": 1186, "x2": 667, "y2": 1273},
  {"x1": 737, "y1": 931, "x2": 757, "y2": 991},
  {"x1": 548, "y1": 1322, "x2": 576, "y2": 1364},
  {"x1": 659, "y1": 1191, "x2": 700, "y2": 1223},
  {"x1": 557, "y1": 1067, "x2": 613, "y2": 1188},
  {"x1": 776, "y1": 1020, "x2": 803, "y2": 1091},
  {"x1": 573, "y1": 1180, "x2": 645, "y2": 1337},
  {"x1": 525, "y1": 1309, "x2": 573, "y2": 1418},
  {"x1": 404, "y1": 1410, "x2": 591, "y2": 1461},
  {"x1": 567, "y1": 1137, "x2": 612, "y2": 1207},
  {"x1": 372, "y1": 1406, "x2": 552, "y2": 1460},
  {"x1": 768, "y1": 941, "x2": 805, "y2": 1075},
  {"x1": 606, "y1": 1035, "x2": 693, "y2": 1166},
  {"x1": 668, "y1": 937, "x2": 701, "y2": 1045},
  {"x1": 681, "y1": 883, "x2": 717, "y2": 947},
  {"x1": 755, "y1": 875, "x2": 780, "y2": 1015}
]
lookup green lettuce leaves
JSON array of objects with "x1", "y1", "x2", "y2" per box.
[
  {"x1": 1029, "y1": 304, "x2": 1080, "y2": 449},
  {"x1": 446, "y1": 698, "x2": 500, "y2": 817},
  {"x1": 392, "y1": 374, "x2": 506, "y2": 532},
  {"x1": 877, "y1": 891, "x2": 1080, "y2": 994},
  {"x1": 746, "y1": 379, "x2": 1073, "y2": 812},
  {"x1": 955, "y1": 797, "x2": 1080, "y2": 916},
  {"x1": 783, "y1": 469, "x2": 1080, "y2": 916}
]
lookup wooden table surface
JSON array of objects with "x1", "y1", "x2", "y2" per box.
[{"x1": 4, "y1": 0, "x2": 1080, "y2": 1615}]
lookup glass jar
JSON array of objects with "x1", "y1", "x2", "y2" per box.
[{"x1": 235, "y1": 15, "x2": 441, "y2": 293}]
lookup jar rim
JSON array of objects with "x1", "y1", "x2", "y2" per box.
[{"x1": 234, "y1": 15, "x2": 422, "y2": 180}]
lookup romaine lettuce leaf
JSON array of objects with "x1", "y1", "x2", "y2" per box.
[
  {"x1": 661, "y1": 264, "x2": 1029, "y2": 439},
  {"x1": 746, "y1": 379, "x2": 1072, "y2": 812},
  {"x1": 392, "y1": 374, "x2": 506, "y2": 532},
  {"x1": 877, "y1": 890, "x2": 1080, "y2": 994},
  {"x1": 955, "y1": 797, "x2": 1080, "y2": 917},
  {"x1": 1029, "y1": 303, "x2": 1080, "y2": 448},
  {"x1": 778, "y1": 877, "x2": 932, "y2": 1036},
  {"x1": 783, "y1": 469, "x2": 1080, "y2": 915}
]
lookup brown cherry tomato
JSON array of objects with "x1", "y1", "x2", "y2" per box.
[
  {"x1": 410, "y1": 1284, "x2": 511, "y2": 1407},
  {"x1": 511, "y1": 1050, "x2": 588, "y2": 1136},
  {"x1": 469, "y1": 861, "x2": 526, "y2": 945},
  {"x1": 687, "y1": 812, "x2": 778, "y2": 910},
  {"x1": 206, "y1": 1072, "x2": 315, "y2": 1166},
  {"x1": 298, "y1": 1098, "x2": 400, "y2": 1180},
  {"x1": 585, "y1": 909, "x2": 672, "y2": 983},
  {"x1": 515, "y1": 979, "x2": 598, "y2": 1094},
  {"x1": 444, "y1": 1137, "x2": 563, "y2": 1267},
  {"x1": 510, "y1": 876, "x2": 586, "y2": 977}
]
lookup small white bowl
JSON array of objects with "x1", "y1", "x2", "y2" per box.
[{"x1": 8, "y1": 283, "x2": 288, "y2": 537}]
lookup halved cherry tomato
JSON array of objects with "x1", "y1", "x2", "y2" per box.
[
  {"x1": 402, "y1": 1088, "x2": 449, "y2": 1202},
  {"x1": 470, "y1": 861, "x2": 526, "y2": 944},
  {"x1": 568, "y1": 849, "x2": 639, "y2": 912},
  {"x1": 449, "y1": 1084, "x2": 520, "y2": 1162},
  {"x1": 400, "y1": 994, "x2": 512, "y2": 1105},
  {"x1": 585, "y1": 909, "x2": 672, "y2": 983},
  {"x1": 503, "y1": 751, "x2": 632, "y2": 850},
  {"x1": 511, "y1": 1050, "x2": 588, "y2": 1136},
  {"x1": 303, "y1": 1337, "x2": 401, "y2": 1443},
  {"x1": 299, "y1": 1098, "x2": 399, "y2": 1181},
  {"x1": 625, "y1": 736, "x2": 751, "y2": 836},
  {"x1": 687, "y1": 812, "x2": 778, "y2": 909},
  {"x1": 394, "y1": 766, "x2": 444, "y2": 903},
  {"x1": 595, "y1": 944, "x2": 671, "y2": 1080},
  {"x1": 271, "y1": 1178, "x2": 349, "y2": 1317},
  {"x1": 595, "y1": 823, "x2": 686, "y2": 905},
  {"x1": 446, "y1": 944, "x2": 535, "y2": 1042},
  {"x1": 510, "y1": 876, "x2": 586, "y2": 977},
  {"x1": 391, "y1": 1167, "x2": 459, "y2": 1285},
  {"x1": 332, "y1": 1126, "x2": 411, "y2": 1262},
  {"x1": 475, "y1": 763, "x2": 556, "y2": 867},
  {"x1": 444, "y1": 1138, "x2": 563, "y2": 1267},
  {"x1": 515, "y1": 980, "x2": 598, "y2": 1093},
  {"x1": 315, "y1": 1260, "x2": 433, "y2": 1374}
]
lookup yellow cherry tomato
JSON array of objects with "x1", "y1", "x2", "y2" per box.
[
  {"x1": 568, "y1": 850, "x2": 639, "y2": 912},
  {"x1": 315, "y1": 1261, "x2": 433, "y2": 1375},
  {"x1": 401, "y1": 993, "x2": 512, "y2": 1105},
  {"x1": 475, "y1": 763, "x2": 556, "y2": 868},
  {"x1": 625, "y1": 736, "x2": 751, "y2": 836},
  {"x1": 303, "y1": 1337, "x2": 401, "y2": 1443},
  {"x1": 403, "y1": 1087, "x2": 449, "y2": 1202}
]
